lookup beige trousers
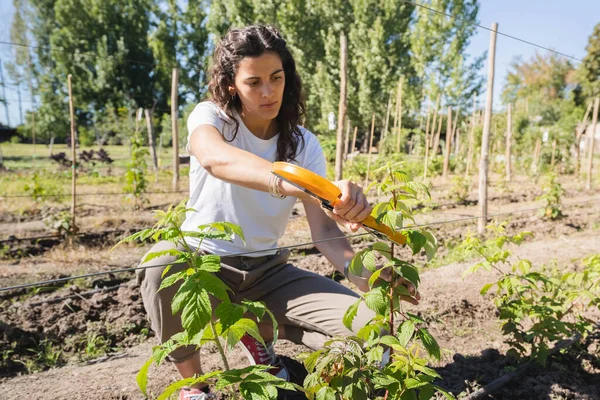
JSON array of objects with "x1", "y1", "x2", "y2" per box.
[{"x1": 137, "y1": 241, "x2": 374, "y2": 362}]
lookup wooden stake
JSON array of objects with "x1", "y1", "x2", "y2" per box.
[
  {"x1": 551, "y1": 138, "x2": 557, "y2": 168},
  {"x1": 466, "y1": 96, "x2": 477, "y2": 177},
  {"x1": 351, "y1": 126, "x2": 358, "y2": 155},
  {"x1": 424, "y1": 100, "x2": 431, "y2": 152},
  {"x1": 586, "y1": 97, "x2": 600, "y2": 190},
  {"x1": 455, "y1": 129, "x2": 461, "y2": 156},
  {"x1": 365, "y1": 114, "x2": 376, "y2": 186},
  {"x1": 505, "y1": 103, "x2": 512, "y2": 181},
  {"x1": 171, "y1": 68, "x2": 180, "y2": 190},
  {"x1": 576, "y1": 101, "x2": 593, "y2": 176},
  {"x1": 429, "y1": 94, "x2": 441, "y2": 149},
  {"x1": 396, "y1": 77, "x2": 404, "y2": 153},
  {"x1": 393, "y1": 78, "x2": 402, "y2": 136},
  {"x1": 433, "y1": 111, "x2": 443, "y2": 155},
  {"x1": 67, "y1": 74, "x2": 77, "y2": 244},
  {"x1": 31, "y1": 111, "x2": 36, "y2": 164},
  {"x1": 145, "y1": 109, "x2": 158, "y2": 181},
  {"x1": 383, "y1": 93, "x2": 392, "y2": 139},
  {"x1": 335, "y1": 33, "x2": 348, "y2": 181},
  {"x1": 344, "y1": 118, "x2": 351, "y2": 160},
  {"x1": 478, "y1": 23, "x2": 498, "y2": 234},
  {"x1": 532, "y1": 139, "x2": 542, "y2": 174},
  {"x1": 443, "y1": 106, "x2": 452, "y2": 180},
  {"x1": 423, "y1": 135, "x2": 430, "y2": 179}
]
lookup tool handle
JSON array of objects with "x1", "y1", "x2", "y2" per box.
[{"x1": 362, "y1": 215, "x2": 407, "y2": 245}]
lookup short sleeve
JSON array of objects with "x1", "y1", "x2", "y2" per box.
[
  {"x1": 299, "y1": 130, "x2": 327, "y2": 178},
  {"x1": 186, "y1": 102, "x2": 228, "y2": 152}
]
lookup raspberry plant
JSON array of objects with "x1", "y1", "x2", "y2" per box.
[
  {"x1": 301, "y1": 162, "x2": 451, "y2": 400},
  {"x1": 537, "y1": 173, "x2": 565, "y2": 220},
  {"x1": 124, "y1": 129, "x2": 149, "y2": 209},
  {"x1": 115, "y1": 200, "x2": 301, "y2": 399},
  {"x1": 462, "y1": 223, "x2": 600, "y2": 365}
]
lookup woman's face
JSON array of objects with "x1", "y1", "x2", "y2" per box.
[{"x1": 231, "y1": 51, "x2": 285, "y2": 121}]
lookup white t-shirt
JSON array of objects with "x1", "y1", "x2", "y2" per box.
[{"x1": 182, "y1": 101, "x2": 327, "y2": 256}]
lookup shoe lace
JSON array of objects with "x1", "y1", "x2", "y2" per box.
[{"x1": 255, "y1": 339, "x2": 277, "y2": 365}]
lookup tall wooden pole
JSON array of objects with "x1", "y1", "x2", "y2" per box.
[
  {"x1": 0, "y1": 61, "x2": 9, "y2": 126},
  {"x1": 586, "y1": 97, "x2": 600, "y2": 190},
  {"x1": 576, "y1": 101, "x2": 593, "y2": 176},
  {"x1": 429, "y1": 94, "x2": 440, "y2": 149},
  {"x1": 344, "y1": 118, "x2": 351, "y2": 160},
  {"x1": 67, "y1": 74, "x2": 77, "y2": 243},
  {"x1": 396, "y1": 77, "x2": 404, "y2": 153},
  {"x1": 423, "y1": 135, "x2": 430, "y2": 179},
  {"x1": 551, "y1": 139, "x2": 557, "y2": 169},
  {"x1": 365, "y1": 114, "x2": 376, "y2": 186},
  {"x1": 424, "y1": 100, "x2": 431, "y2": 151},
  {"x1": 433, "y1": 112, "x2": 443, "y2": 155},
  {"x1": 505, "y1": 103, "x2": 512, "y2": 181},
  {"x1": 532, "y1": 139, "x2": 542, "y2": 174},
  {"x1": 383, "y1": 93, "x2": 392, "y2": 139},
  {"x1": 31, "y1": 111, "x2": 36, "y2": 163},
  {"x1": 145, "y1": 109, "x2": 158, "y2": 181},
  {"x1": 443, "y1": 106, "x2": 453, "y2": 179},
  {"x1": 466, "y1": 96, "x2": 477, "y2": 177},
  {"x1": 335, "y1": 33, "x2": 348, "y2": 181},
  {"x1": 171, "y1": 68, "x2": 180, "y2": 190},
  {"x1": 351, "y1": 126, "x2": 358, "y2": 155},
  {"x1": 478, "y1": 23, "x2": 498, "y2": 234}
]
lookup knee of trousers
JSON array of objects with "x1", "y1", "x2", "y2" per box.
[{"x1": 136, "y1": 241, "x2": 198, "y2": 362}]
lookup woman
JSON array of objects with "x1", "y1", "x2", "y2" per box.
[{"x1": 137, "y1": 25, "x2": 418, "y2": 400}]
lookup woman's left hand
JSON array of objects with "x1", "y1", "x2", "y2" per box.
[{"x1": 323, "y1": 179, "x2": 371, "y2": 231}]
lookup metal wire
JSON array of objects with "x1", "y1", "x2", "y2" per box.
[
  {"x1": 402, "y1": 0, "x2": 584, "y2": 63},
  {"x1": 1, "y1": 190, "x2": 188, "y2": 199},
  {"x1": 1, "y1": 197, "x2": 598, "y2": 293}
]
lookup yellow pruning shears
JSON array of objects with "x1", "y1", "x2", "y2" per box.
[{"x1": 272, "y1": 162, "x2": 407, "y2": 245}]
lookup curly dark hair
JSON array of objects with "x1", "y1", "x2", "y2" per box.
[{"x1": 208, "y1": 24, "x2": 306, "y2": 162}]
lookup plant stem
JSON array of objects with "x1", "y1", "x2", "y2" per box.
[
  {"x1": 389, "y1": 243, "x2": 395, "y2": 356},
  {"x1": 210, "y1": 320, "x2": 230, "y2": 371}
]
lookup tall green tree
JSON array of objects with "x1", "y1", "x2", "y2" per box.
[
  {"x1": 410, "y1": 0, "x2": 484, "y2": 110},
  {"x1": 579, "y1": 22, "x2": 600, "y2": 99}
]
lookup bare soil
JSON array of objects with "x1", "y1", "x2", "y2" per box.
[{"x1": 1, "y1": 176, "x2": 599, "y2": 399}]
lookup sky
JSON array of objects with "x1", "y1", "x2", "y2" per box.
[{"x1": 0, "y1": 0, "x2": 599, "y2": 126}]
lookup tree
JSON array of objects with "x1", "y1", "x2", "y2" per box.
[
  {"x1": 579, "y1": 22, "x2": 600, "y2": 99},
  {"x1": 502, "y1": 52, "x2": 575, "y2": 106},
  {"x1": 410, "y1": 0, "x2": 484, "y2": 110}
]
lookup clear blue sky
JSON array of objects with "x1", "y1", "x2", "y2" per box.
[{"x1": 0, "y1": 0, "x2": 599, "y2": 126}]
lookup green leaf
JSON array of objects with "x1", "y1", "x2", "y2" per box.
[
  {"x1": 364, "y1": 287, "x2": 388, "y2": 315},
  {"x1": 368, "y1": 267, "x2": 385, "y2": 288},
  {"x1": 417, "y1": 328, "x2": 440, "y2": 360},
  {"x1": 303, "y1": 349, "x2": 324, "y2": 372},
  {"x1": 343, "y1": 299, "x2": 362, "y2": 330},
  {"x1": 242, "y1": 300, "x2": 267, "y2": 321},
  {"x1": 398, "y1": 321, "x2": 415, "y2": 347},
  {"x1": 195, "y1": 254, "x2": 222, "y2": 272},
  {"x1": 316, "y1": 386, "x2": 336, "y2": 400},
  {"x1": 407, "y1": 231, "x2": 427, "y2": 255},
  {"x1": 399, "y1": 264, "x2": 420, "y2": 289},
  {"x1": 157, "y1": 370, "x2": 222, "y2": 400},
  {"x1": 418, "y1": 384, "x2": 435, "y2": 400},
  {"x1": 239, "y1": 381, "x2": 278, "y2": 400},
  {"x1": 172, "y1": 279, "x2": 212, "y2": 336},
  {"x1": 480, "y1": 283, "x2": 494, "y2": 295},
  {"x1": 142, "y1": 248, "x2": 183, "y2": 264},
  {"x1": 195, "y1": 271, "x2": 231, "y2": 302},
  {"x1": 158, "y1": 270, "x2": 186, "y2": 292},
  {"x1": 372, "y1": 242, "x2": 392, "y2": 259},
  {"x1": 136, "y1": 358, "x2": 153, "y2": 396},
  {"x1": 422, "y1": 231, "x2": 438, "y2": 261},
  {"x1": 225, "y1": 318, "x2": 264, "y2": 349},
  {"x1": 215, "y1": 302, "x2": 244, "y2": 332}
]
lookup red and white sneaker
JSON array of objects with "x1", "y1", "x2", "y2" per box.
[
  {"x1": 179, "y1": 388, "x2": 215, "y2": 400},
  {"x1": 238, "y1": 334, "x2": 290, "y2": 381}
]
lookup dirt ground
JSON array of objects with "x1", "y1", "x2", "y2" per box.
[{"x1": 1, "y1": 175, "x2": 599, "y2": 399}]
